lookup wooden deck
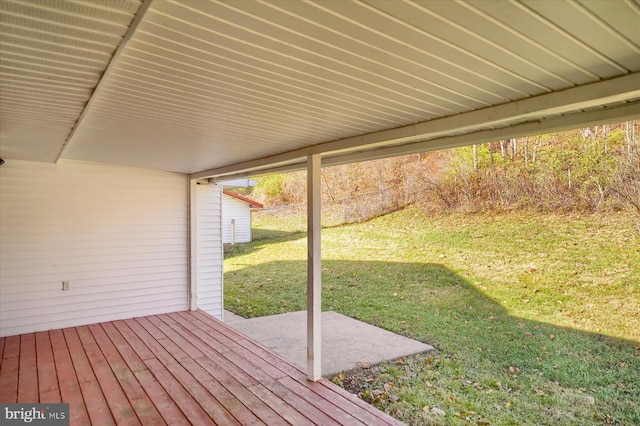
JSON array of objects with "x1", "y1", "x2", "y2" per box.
[{"x1": 0, "y1": 310, "x2": 403, "y2": 425}]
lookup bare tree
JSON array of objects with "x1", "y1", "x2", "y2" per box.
[{"x1": 473, "y1": 144, "x2": 478, "y2": 172}]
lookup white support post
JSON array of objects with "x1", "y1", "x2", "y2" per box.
[
  {"x1": 307, "y1": 154, "x2": 322, "y2": 381},
  {"x1": 188, "y1": 178, "x2": 198, "y2": 310}
]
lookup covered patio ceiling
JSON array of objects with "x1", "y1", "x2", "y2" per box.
[{"x1": 1, "y1": 0, "x2": 639, "y2": 178}]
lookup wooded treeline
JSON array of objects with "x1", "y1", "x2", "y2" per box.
[{"x1": 248, "y1": 121, "x2": 640, "y2": 227}]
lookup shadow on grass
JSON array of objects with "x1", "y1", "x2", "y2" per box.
[
  {"x1": 225, "y1": 259, "x2": 639, "y2": 424},
  {"x1": 224, "y1": 227, "x2": 306, "y2": 259}
]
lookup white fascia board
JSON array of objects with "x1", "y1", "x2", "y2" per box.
[
  {"x1": 324, "y1": 101, "x2": 640, "y2": 167},
  {"x1": 217, "y1": 178, "x2": 257, "y2": 188},
  {"x1": 191, "y1": 72, "x2": 640, "y2": 180},
  {"x1": 198, "y1": 98, "x2": 640, "y2": 181},
  {"x1": 207, "y1": 162, "x2": 306, "y2": 183}
]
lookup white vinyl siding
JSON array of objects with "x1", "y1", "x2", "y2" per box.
[
  {"x1": 196, "y1": 183, "x2": 223, "y2": 318},
  {"x1": 0, "y1": 160, "x2": 189, "y2": 337},
  {"x1": 222, "y1": 195, "x2": 253, "y2": 244}
]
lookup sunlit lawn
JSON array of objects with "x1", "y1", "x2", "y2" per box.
[{"x1": 224, "y1": 207, "x2": 640, "y2": 425}]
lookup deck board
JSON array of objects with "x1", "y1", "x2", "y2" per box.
[
  {"x1": 0, "y1": 310, "x2": 403, "y2": 425},
  {"x1": 101, "y1": 322, "x2": 189, "y2": 425},
  {"x1": 153, "y1": 316, "x2": 286, "y2": 425},
  {"x1": 168, "y1": 313, "x2": 344, "y2": 425},
  {"x1": 76, "y1": 325, "x2": 139, "y2": 425},
  {"x1": 0, "y1": 335, "x2": 19, "y2": 403},
  {"x1": 18, "y1": 334, "x2": 38, "y2": 403},
  {"x1": 126, "y1": 318, "x2": 242, "y2": 425},
  {"x1": 35, "y1": 331, "x2": 61, "y2": 403},
  {"x1": 49, "y1": 329, "x2": 91, "y2": 424},
  {"x1": 88, "y1": 323, "x2": 164, "y2": 425}
]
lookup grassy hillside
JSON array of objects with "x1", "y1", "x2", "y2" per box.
[{"x1": 224, "y1": 208, "x2": 639, "y2": 425}]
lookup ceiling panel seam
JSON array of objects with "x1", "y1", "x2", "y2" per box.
[
  {"x1": 570, "y1": 1, "x2": 640, "y2": 54},
  {"x1": 105, "y1": 68, "x2": 392, "y2": 126},
  {"x1": 164, "y1": 3, "x2": 458, "y2": 114},
  {"x1": 118, "y1": 44, "x2": 415, "y2": 126},
  {"x1": 98, "y1": 80, "x2": 375, "y2": 136},
  {"x1": 55, "y1": 0, "x2": 152, "y2": 163},
  {"x1": 151, "y1": 3, "x2": 453, "y2": 116},
  {"x1": 263, "y1": 3, "x2": 495, "y2": 106},
  {"x1": 455, "y1": 0, "x2": 598, "y2": 81},
  {"x1": 222, "y1": 0, "x2": 487, "y2": 108},
  {"x1": 360, "y1": 0, "x2": 541, "y2": 96},
  {"x1": 125, "y1": 33, "x2": 427, "y2": 122},
  {"x1": 0, "y1": 41, "x2": 109, "y2": 64},
  {"x1": 408, "y1": 0, "x2": 571, "y2": 87},
  {"x1": 512, "y1": 0, "x2": 628, "y2": 73},
  {"x1": 127, "y1": 28, "x2": 431, "y2": 122}
]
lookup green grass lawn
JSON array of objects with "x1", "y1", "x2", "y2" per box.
[{"x1": 224, "y1": 207, "x2": 640, "y2": 425}]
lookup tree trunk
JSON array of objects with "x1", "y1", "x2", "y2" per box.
[
  {"x1": 500, "y1": 140, "x2": 506, "y2": 160},
  {"x1": 490, "y1": 142, "x2": 495, "y2": 168},
  {"x1": 473, "y1": 144, "x2": 478, "y2": 172},
  {"x1": 510, "y1": 138, "x2": 517, "y2": 162}
]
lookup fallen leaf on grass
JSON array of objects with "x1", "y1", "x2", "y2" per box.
[
  {"x1": 395, "y1": 359, "x2": 404, "y2": 365},
  {"x1": 586, "y1": 396, "x2": 595, "y2": 405},
  {"x1": 422, "y1": 405, "x2": 430, "y2": 412},
  {"x1": 534, "y1": 388, "x2": 546, "y2": 396},
  {"x1": 448, "y1": 394, "x2": 455, "y2": 402},
  {"x1": 356, "y1": 362, "x2": 371, "y2": 368}
]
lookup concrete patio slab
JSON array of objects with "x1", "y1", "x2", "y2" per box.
[{"x1": 224, "y1": 310, "x2": 434, "y2": 377}]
